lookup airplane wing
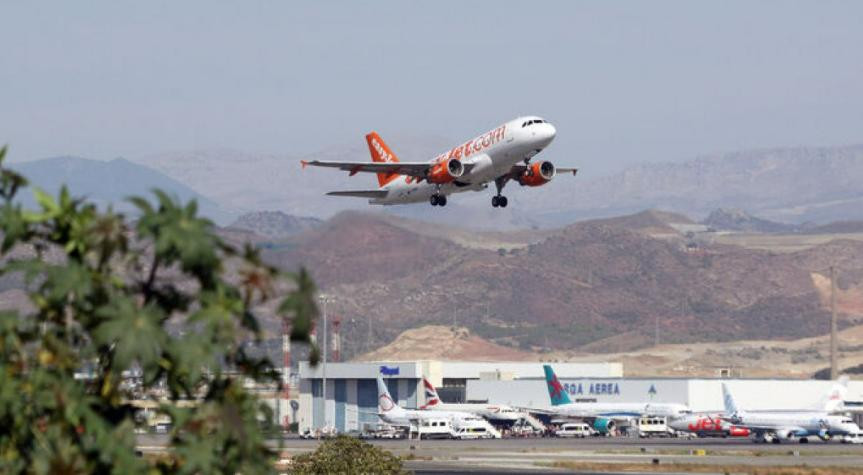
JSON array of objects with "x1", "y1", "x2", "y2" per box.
[
  {"x1": 302, "y1": 159, "x2": 474, "y2": 178},
  {"x1": 326, "y1": 190, "x2": 388, "y2": 199}
]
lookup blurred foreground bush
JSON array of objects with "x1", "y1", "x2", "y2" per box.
[
  {"x1": 291, "y1": 435, "x2": 407, "y2": 474},
  {"x1": 0, "y1": 146, "x2": 320, "y2": 473}
]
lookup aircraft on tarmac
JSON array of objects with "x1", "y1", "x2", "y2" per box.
[
  {"x1": 667, "y1": 413, "x2": 750, "y2": 438},
  {"x1": 420, "y1": 377, "x2": 522, "y2": 423},
  {"x1": 541, "y1": 365, "x2": 691, "y2": 434},
  {"x1": 301, "y1": 117, "x2": 577, "y2": 208},
  {"x1": 721, "y1": 383, "x2": 860, "y2": 444},
  {"x1": 376, "y1": 375, "x2": 496, "y2": 433}
]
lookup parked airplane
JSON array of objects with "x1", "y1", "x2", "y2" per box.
[
  {"x1": 542, "y1": 365, "x2": 690, "y2": 434},
  {"x1": 671, "y1": 379, "x2": 849, "y2": 438},
  {"x1": 721, "y1": 383, "x2": 860, "y2": 444},
  {"x1": 301, "y1": 117, "x2": 576, "y2": 208},
  {"x1": 376, "y1": 376, "x2": 498, "y2": 436},
  {"x1": 668, "y1": 413, "x2": 750, "y2": 438},
  {"x1": 420, "y1": 377, "x2": 522, "y2": 422}
]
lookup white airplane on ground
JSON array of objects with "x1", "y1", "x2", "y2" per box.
[
  {"x1": 542, "y1": 365, "x2": 690, "y2": 434},
  {"x1": 375, "y1": 376, "x2": 494, "y2": 431},
  {"x1": 301, "y1": 117, "x2": 576, "y2": 208},
  {"x1": 420, "y1": 377, "x2": 522, "y2": 423},
  {"x1": 721, "y1": 383, "x2": 860, "y2": 444},
  {"x1": 670, "y1": 377, "x2": 851, "y2": 438}
]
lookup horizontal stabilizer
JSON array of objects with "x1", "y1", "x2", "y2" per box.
[{"x1": 326, "y1": 190, "x2": 388, "y2": 199}]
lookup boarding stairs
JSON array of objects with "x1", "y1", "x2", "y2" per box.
[{"x1": 521, "y1": 413, "x2": 546, "y2": 432}]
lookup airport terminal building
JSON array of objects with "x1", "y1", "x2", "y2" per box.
[
  {"x1": 295, "y1": 360, "x2": 863, "y2": 433},
  {"x1": 296, "y1": 360, "x2": 622, "y2": 433}
]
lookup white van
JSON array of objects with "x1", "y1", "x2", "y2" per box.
[
  {"x1": 417, "y1": 418, "x2": 454, "y2": 439},
  {"x1": 555, "y1": 422, "x2": 593, "y2": 438},
  {"x1": 452, "y1": 416, "x2": 499, "y2": 439}
]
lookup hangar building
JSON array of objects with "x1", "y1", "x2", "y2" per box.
[{"x1": 296, "y1": 360, "x2": 863, "y2": 433}]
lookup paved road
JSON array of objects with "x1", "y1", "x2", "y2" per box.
[{"x1": 137, "y1": 435, "x2": 863, "y2": 473}]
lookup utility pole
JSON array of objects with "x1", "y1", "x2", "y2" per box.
[
  {"x1": 320, "y1": 295, "x2": 330, "y2": 429},
  {"x1": 830, "y1": 266, "x2": 838, "y2": 380}
]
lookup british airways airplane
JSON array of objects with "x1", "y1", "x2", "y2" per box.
[{"x1": 301, "y1": 117, "x2": 576, "y2": 208}]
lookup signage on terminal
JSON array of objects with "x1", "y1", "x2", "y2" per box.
[
  {"x1": 379, "y1": 366, "x2": 400, "y2": 376},
  {"x1": 563, "y1": 382, "x2": 621, "y2": 396}
]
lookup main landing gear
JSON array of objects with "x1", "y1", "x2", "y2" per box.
[
  {"x1": 491, "y1": 177, "x2": 508, "y2": 208},
  {"x1": 430, "y1": 194, "x2": 447, "y2": 207}
]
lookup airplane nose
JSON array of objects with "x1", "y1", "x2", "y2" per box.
[{"x1": 536, "y1": 123, "x2": 556, "y2": 145}]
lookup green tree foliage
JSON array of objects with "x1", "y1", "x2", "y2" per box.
[
  {"x1": 0, "y1": 146, "x2": 320, "y2": 473},
  {"x1": 290, "y1": 436, "x2": 407, "y2": 475}
]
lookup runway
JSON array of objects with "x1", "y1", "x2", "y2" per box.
[{"x1": 138, "y1": 435, "x2": 863, "y2": 473}]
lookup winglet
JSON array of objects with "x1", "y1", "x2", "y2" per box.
[{"x1": 301, "y1": 160, "x2": 309, "y2": 170}]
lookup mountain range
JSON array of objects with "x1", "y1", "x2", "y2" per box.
[
  {"x1": 254, "y1": 209, "x2": 863, "y2": 359},
  {"x1": 10, "y1": 141, "x2": 863, "y2": 230}
]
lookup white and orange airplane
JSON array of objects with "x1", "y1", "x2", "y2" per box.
[{"x1": 301, "y1": 116, "x2": 576, "y2": 208}]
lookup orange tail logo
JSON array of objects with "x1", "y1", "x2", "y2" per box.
[{"x1": 366, "y1": 132, "x2": 400, "y2": 187}]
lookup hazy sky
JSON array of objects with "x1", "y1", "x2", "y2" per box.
[{"x1": 2, "y1": 1, "x2": 862, "y2": 176}]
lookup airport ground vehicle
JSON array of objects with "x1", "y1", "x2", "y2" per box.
[
  {"x1": 555, "y1": 422, "x2": 593, "y2": 438},
  {"x1": 840, "y1": 432, "x2": 863, "y2": 444},
  {"x1": 417, "y1": 418, "x2": 455, "y2": 439},
  {"x1": 638, "y1": 416, "x2": 672, "y2": 438}
]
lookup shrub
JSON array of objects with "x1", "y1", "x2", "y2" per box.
[
  {"x1": 291, "y1": 436, "x2": 407, "y2": 474},
  {"x1": 0, "y1": 146, "x2": 318, "y2": 473}
]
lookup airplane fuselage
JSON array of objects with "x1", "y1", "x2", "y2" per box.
[
  {"x1": 371, "y1": 116, "x2": 556, "y2": 205},
  {"x1": 552, "y1": 402, "x2": 690, "y2": 420}
]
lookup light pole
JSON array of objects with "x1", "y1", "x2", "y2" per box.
[{"x1": 319, "y1": 295, "x2": 331, "y2": 430}]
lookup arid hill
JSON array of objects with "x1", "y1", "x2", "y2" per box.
[{"x1": 262, "y1": 209, "x2": 863, "y2": 360}]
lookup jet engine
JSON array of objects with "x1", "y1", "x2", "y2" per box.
[
  {"x1": 427, "y1": 158, "x2": 464, "y2": 184},
  {"x1": 516, "y1": 161, "x2": 555, "y2": 187},
  {"x1": 592, "y1": 418, "x2": 615, "y2": 435}
]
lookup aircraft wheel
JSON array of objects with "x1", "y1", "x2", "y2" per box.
[
  {"x1": 438, "y1": 195, "x2": 447, "y2": 206},
  {"x1": 430, "y1": 195, "x2": 439, "y2": 206},
  {"x1": 491, "y1": 196, "x2": 500, "y2": 207},
  {"x1": 499, "y1": 196, "x2": 508, "y2": 208}
]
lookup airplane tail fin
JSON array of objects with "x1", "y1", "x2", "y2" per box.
[
  {"x1": 543, "y1": 365, "x2": 573, "y2": 406},
  {"x1": 819, "y1": 375, "x2": 849, "y2": 412},
  {"x1": 421, "y1": 377, "x2": 441, "y2": 408},
  {"x1": 365, "y1": 132, "x2": 400, "y2": 187},
  {"x1": 377, "y1": 375, "x2": 403, "y2": 415},
  {"x1": 721, "y1": 383, "x2": 740, "y2": 416}
]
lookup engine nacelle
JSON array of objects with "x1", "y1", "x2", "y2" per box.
[
  {"x1": 427, "y1": 158, "x2": 464, "y2": 184},
  {"x1": 592, "y1": 418, "x2": 615, "y2": 435},
  {"x1": 516, "y1": 161, "x2": 555, "y2": 187},
  {"x1": 727, "y1": 426, "x2": 750, "y2": 437}
]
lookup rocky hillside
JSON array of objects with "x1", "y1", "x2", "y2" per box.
[
  {"x1": 702, "y1": 208, "x2": 797, "y2": 233},
  {"x1": 263, "y1": 210, "x2": 863, "y2": 359},
  {"x1": 229, "y1": 211, "x2": 322, "y2": 239}
]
